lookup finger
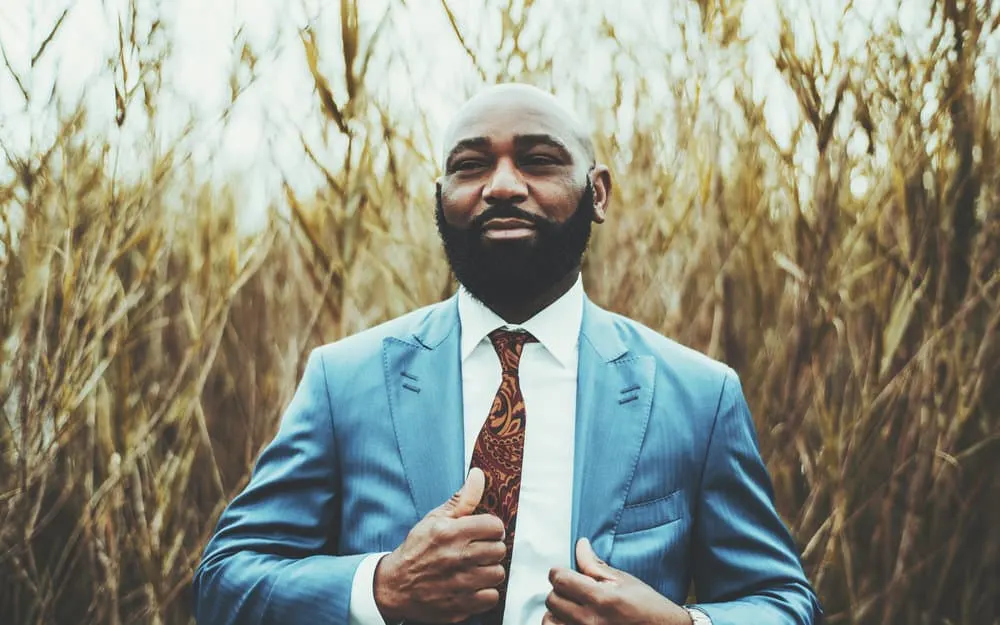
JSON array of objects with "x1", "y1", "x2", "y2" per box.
[
  {"x1": 431, "y1": 468, "x2": 486, "y2": 518},
  {"x1": 549, "y1": 566, "x2": 606, "y2": 605},
  {"x1": 451, "y1": 513, "x2": 505, "y2": 541},
  {"x1": 466, "y1": 563, "x2": 506, "y2": 588},
  {"x1": 576, "y1": 537, "x2": 617, "y2": 582},
  {"x1": 467, "y1": 587, "x2": 500, "y2": 614},
  {"x1": 542, "y1": 610, "x2": 568, "y2": 625},
  {"x1": 545, "y1": 589, "x2": 589, "y2": 625},
  {"x1": 461, "y1": 539, "x2": 508, "y2": 565}
]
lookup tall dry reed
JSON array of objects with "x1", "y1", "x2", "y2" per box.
[{"x1": 1, "y1": 1, "x2": 997, "y2": 623}]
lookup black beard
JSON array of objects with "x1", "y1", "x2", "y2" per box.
[{"x1": 435, "y1": 179, "x2": 595, "y2": 309}]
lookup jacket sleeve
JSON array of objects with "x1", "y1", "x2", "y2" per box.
[
  {"x1": 688, "y1": 370, "x2": 823, "y2": 625},
  {"x1": 192, "y1": 349, "x2": 368, "y2": 625}
]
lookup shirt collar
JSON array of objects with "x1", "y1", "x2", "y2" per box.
[{"x1": 457, "y1": 274, "x2": 584, "y2": 368}]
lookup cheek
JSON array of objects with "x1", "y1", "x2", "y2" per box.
[
  {"x1": 440, "y1": 184, "x2": 482, "y2": 225},
  {"x1": 533, "y1": 183, "x2": 580, "y2": 222}
]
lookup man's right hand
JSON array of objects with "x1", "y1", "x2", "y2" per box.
[{"x1": 373, "y1": 468, "x2": 507, "y2": 623}]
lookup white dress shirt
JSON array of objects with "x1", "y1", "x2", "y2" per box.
[{"x1": 349, "y1": 276, "x2": 583, "y2": 625}]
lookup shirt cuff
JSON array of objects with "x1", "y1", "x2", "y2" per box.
[
  {"x1": 348, "y1": 552, "x2": 392, "y2": 625},
  {"x1": 684, "y1": 605, "x2": 713, "y2": 624}
]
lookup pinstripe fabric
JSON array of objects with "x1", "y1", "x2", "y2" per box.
[{"x1": 193, "y1": 295, "x2": 822, "y2": 625}]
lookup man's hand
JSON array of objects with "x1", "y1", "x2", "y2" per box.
[
  {"x1": 543, "y1": 538, "x2": 693, "y2": 625},
  {"x1": 374, "y1": 468, "x2": 507, "y2": 623}
]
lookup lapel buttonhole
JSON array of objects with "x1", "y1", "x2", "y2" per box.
[
  {"x1": 619, "y1": 384, "x2": 641, "y2": 405},
  {"x1": 401, "y1": 371, "x2": 421, "y2": 393}
]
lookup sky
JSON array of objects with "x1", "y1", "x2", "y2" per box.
[{"x1": 0, "y1": 0, "x2": 973, "y2": 229}]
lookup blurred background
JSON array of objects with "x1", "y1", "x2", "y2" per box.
[{"x1": 1, "y1": 0, "x2": 998, "y2": 623}]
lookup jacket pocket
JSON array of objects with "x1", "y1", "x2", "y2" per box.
[{"x1": 615, "y1": 489, "x2": 682, "y2": 535}]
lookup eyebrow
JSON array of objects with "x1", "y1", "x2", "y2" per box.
[
  {"x1": 445, "y1": 133, "x2": 574, "y2": 169},
  {"x1": 445, "y1": 137, "x2": 492, "y2": 168}
]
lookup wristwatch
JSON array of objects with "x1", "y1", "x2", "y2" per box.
[{"x1": 684, "y1": 606, "x2": 713, "y2": 624}]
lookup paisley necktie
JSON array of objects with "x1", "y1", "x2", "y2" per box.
[{"x1": 470, "y1": 328, "x2": 537, "y2": 625}]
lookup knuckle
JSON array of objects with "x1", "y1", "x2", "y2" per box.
[
  {"x1": 593, "y1": 590, "x2": 616, "y2": 610},
  {"x1": 421, "y1": 517, "x2": 439, "y2": 536},
  {"x1": 489, "y1": 543, "x2": 507, "y2": 563},
  {"x1": 491, "y1": 564, "x2": 507, "y2": 581},
  {"x1": 407, "y1": 523, "x2": 427, "y2": 543},
  {"x1": 458, "y1": 542, "x2": 474, "y2": 563},
  {"x1": 432, "y1": 517, "x2": 451, "y2": 535},
  {"x1": 490, "y1": 516, "x2": 506, "y2": 537},
  {"x1": 427, "y1": 519, "x2": 453, "y2": 544},
  {"x1": 476, "y1": 588, "x2": 500, "y2": 603},
  {"x1": 460, "y1": 569, "x2": 482, "y2": 589},
  {"x1": 477, "y1": 588, "x2": 500, "y2": 608},
  {"x1": 427, "y1": 532, "x2": 444, "y2": 549}
]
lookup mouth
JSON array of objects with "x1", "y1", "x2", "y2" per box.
[{"x1": 481, "y1": 217, "x2": 538, "y2": 241}]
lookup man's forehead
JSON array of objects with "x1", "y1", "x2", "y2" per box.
[
  {"x1": 446, "y1": 101, "x2": 575, "y2": 148},
  {"x1": 441, "y1": 85, "x2": 592, "y2": 162}
]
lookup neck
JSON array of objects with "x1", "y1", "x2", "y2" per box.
[{"x1": 481, "y1": 269, "x2": 580, "y2": 325}]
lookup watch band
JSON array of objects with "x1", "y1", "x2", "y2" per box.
[{"x1": 684, "y1": 606, "x2": 713, "y2": 624}]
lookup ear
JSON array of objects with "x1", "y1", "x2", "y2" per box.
[{"x1": 589, "y1": 165, "x2": 612, "y2": 224}]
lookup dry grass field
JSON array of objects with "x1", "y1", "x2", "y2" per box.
[{"x1": 1, "y1": 1, "x2": 998, "y2": 623}]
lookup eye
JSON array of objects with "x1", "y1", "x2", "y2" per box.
[
  {"x1": 521, "y1": 154, "x2": 560, "y2": 167},
  {"x1": 451, "y1": 159, "x2": 487, "y2": 173}
]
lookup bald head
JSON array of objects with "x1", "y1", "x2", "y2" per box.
[
  {"x1": 434, "y1": 83, "x2": 613, "y2": 318},
  {"x1": 442, "y1": 84, "x2": 595, "y2": 170}
]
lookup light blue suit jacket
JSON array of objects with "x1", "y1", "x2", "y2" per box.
[{"x1": 193, "y1": 295, "x2": 822, "y2": 625}]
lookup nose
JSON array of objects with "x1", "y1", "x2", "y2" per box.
[{"x1": 482, "y1": 159, "x2": 528, "y2": 204}]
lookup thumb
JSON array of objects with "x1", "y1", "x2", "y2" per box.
[
  {"x1": 576, "y1": 538, "x2": 616, "y2": 582},
  {"x1": 432, "y1": 467, "x2": 485, "y2": 518}
]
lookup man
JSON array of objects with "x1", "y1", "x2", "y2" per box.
[{"x1": 193, "y1": 84, "x2": 822, "y2": 625}]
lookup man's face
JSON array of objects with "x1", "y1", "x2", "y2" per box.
[{"x1": 435, "y1": 92, "x2": 605, "y2": 307}]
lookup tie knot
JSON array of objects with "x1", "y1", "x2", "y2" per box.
[{"x1": 489, "y1": 329, "x2": 537, "y2": 372}]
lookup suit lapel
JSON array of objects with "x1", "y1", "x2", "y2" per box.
[
  {"x1": 381, "y1": 296, "x2": 655, "y2": 569},
  {"x1": 383, "y1": 297, "x2": 465, "y2": 520},
  {"x1": 571, "y1": 300, "x2": 655, "y2": 565}
]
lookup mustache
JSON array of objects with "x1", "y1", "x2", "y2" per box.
[{"x1": 470, "y1": 204, "x2": 552, "y2": 231}]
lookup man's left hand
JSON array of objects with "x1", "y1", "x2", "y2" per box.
[{"x1": 543, "y1": 538, "x2": 693, "y2": 625}]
